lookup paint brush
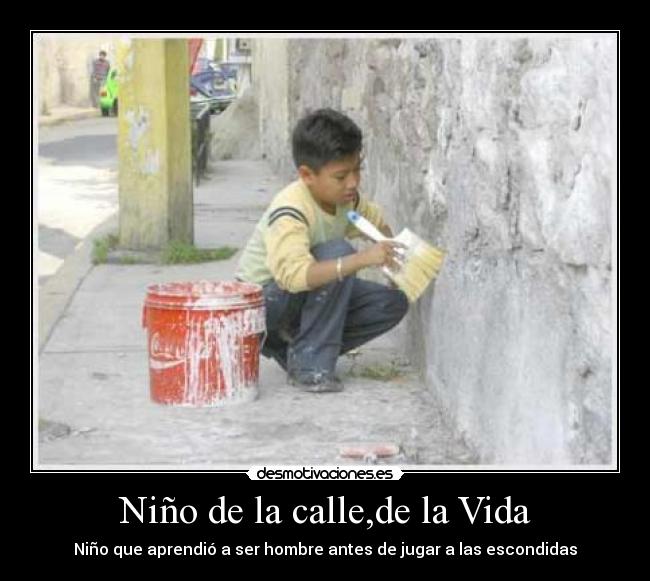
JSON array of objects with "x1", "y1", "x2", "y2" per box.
[{"x1": 347, "y1": 211, "x2": 445, "y2": 302}]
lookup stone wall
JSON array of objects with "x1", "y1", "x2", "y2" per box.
[{"x1": 252, "y1": 36, "x2": 616, "y2": 465}]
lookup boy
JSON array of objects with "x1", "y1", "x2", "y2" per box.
[{"x1": 235, "y1": 109, "x2": 408, "y2": 392}]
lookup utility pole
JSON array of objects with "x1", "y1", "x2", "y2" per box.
[{"x1": 117, "y1": 39, "x2": 193, "y2": 249}]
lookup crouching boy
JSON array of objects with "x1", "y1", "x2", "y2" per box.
[{"x1": 235, "y1": 108, "x2": 408, "y2": 392}]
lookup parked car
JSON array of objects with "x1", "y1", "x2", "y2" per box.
[
  {"x1": 190, "y1": 69, "x2": 236, "y2": 113},
  {"x1": 99, "y1": 69, "x2": 118, "y2": 117},
  {"x1": 193, "y1": 57, "x2": 218, "y2": 74}
]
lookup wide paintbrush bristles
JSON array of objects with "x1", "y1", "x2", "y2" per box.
[{"x1": 389, "y1": 230, "x2": 445, "y2": 302}]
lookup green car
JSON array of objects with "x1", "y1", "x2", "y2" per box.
[{"x1": 99, "y1": 69, "x2": 118, "y2": 117}]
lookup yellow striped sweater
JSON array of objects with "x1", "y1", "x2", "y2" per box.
[{"x1": 235, "y1": 179, "x2": 386, "y2": 292}]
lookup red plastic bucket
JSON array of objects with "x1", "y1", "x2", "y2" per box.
[{"x1": 142, "y1": 281, "x2": 266, "y2": 406}]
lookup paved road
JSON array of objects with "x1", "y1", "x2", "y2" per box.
[{"x1": 37, "y1": 118, "x2": 118, "y2": 285}]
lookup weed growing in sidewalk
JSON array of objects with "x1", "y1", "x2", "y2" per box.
[
  {"x1": 353, "y1": 358, "x2": 411, "y2": 381},
  {"x1": 92, "y1": 235, "x2": 237, "y2": 265},
  {"x1": 119, "y1": 255, "x2": 143, "y2": 265},
  {"x1": 161, "y1": 241, "x2": 238, "y2": 264},
  {"x1": 92, "y1": 234, "x2": 119, "y2": 264},
  {"x1": 357, "y1": 364, "x2": 404, "y2": 381}
]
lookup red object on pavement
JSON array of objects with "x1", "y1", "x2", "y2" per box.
[
  {"x1": 339, "y1": 444, "x2": 401, "y2": 460},
  {"x1": 142, "y1": 281, "x2": 265, "y2": 406}
]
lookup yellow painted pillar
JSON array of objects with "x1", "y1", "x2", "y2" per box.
[{"x1": 117, "y1": 39, "x2": 193, "y2": 249}]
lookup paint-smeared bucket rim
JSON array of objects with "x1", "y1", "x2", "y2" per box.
[
  {"x1": 147, "y1": 280, "x2": 262, "y2": 298},
  {"x1": 145, "y1": 280, "x2": 264, "y2": 310}
]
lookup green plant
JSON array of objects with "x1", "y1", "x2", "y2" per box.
[
  {"x1": 160, "y1": 241, "x2": 238, "y2": 264},
  {"x1": 355, "y1": 358, "x2": 410, "y2": 382},
  {"x1": 119, "y1": 255, "x2": 141, "y2": 265},
  {"x1": 92, "y1": 233, "x2": 119, "y2": 264}
]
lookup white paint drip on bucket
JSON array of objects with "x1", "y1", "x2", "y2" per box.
[{"x1": 143, "y1": 281, "x2": 266, "y2": 407}]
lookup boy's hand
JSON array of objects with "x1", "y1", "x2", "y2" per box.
[{"x1": 362, "y1": 241, "x2": 405, "y2": 270}]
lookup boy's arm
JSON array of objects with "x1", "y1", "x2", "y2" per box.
[
  {"x1": 304, "y1": 242, "x2": 400, "y2": 289},
  {"x1": 265, "y1": 215, "x2": 403, "y2": 292},
  {"x1": 264, "y1": 216, "x2": 315, "y2": 293}
]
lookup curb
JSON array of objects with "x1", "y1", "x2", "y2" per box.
[
  {"x1": 39, "y1": 110, "x2": 102, "y2": 127},
  {"x1": 39, "y1": 213, "x2": 119, "y2": 353}
]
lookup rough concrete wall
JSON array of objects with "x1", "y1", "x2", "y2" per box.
[
  {"x1": 37, "y1": 37, "x2": 60, "y2": 114},
  {"x1": 252, "y1": 39, "x2": 293, "y2": 178},
  {"x1": 37, "y1": 36, "x2": 116, "y2": 110},
  {"x1": 254, "y1": 37, "x2": 615, "y2": 465},
  {"x1": 209, "y1": 87, "x2": 261, "y2": 161}
]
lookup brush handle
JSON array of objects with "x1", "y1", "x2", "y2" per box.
[
  {"x1": 347, "y1": 211, "x2": 397, "y2": 280},
  {"x1": 347, "y1": 211, "x2": 389, "y2": 242}
]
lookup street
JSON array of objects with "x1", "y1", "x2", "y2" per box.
[{"x1": 37, "y1": 117, "x2": 118, "y2": 285}]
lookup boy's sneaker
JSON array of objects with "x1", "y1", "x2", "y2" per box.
[{"x1": 287, "y1": 374, "x2": 344, "y2": 393}]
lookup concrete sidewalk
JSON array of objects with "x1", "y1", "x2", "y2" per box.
[
  {"x1": 39, "y1": 106, "x2": 102, "y2": 127},
  {"x1": 36, "y1": 160, "x2": 475, "y2": 468}
]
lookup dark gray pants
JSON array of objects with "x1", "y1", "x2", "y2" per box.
[
  {"x1": 90, "y1": 78, "x2": 103, "y2": 108},
  {"x1": 261, "y1": 239, "x2": 409, "y2": 383}
]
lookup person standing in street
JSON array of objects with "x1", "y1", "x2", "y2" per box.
[{"x1": 89, "y1": 50, "x2": 110, "y2": 108}]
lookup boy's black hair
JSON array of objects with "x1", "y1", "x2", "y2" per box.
[{"x1": 292, "y1": 108, "x2": 362, "y2": 173}]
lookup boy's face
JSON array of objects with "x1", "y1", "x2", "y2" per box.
[{"x1": 299, "y1": 152, "x2": 363, "y2": 208}]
